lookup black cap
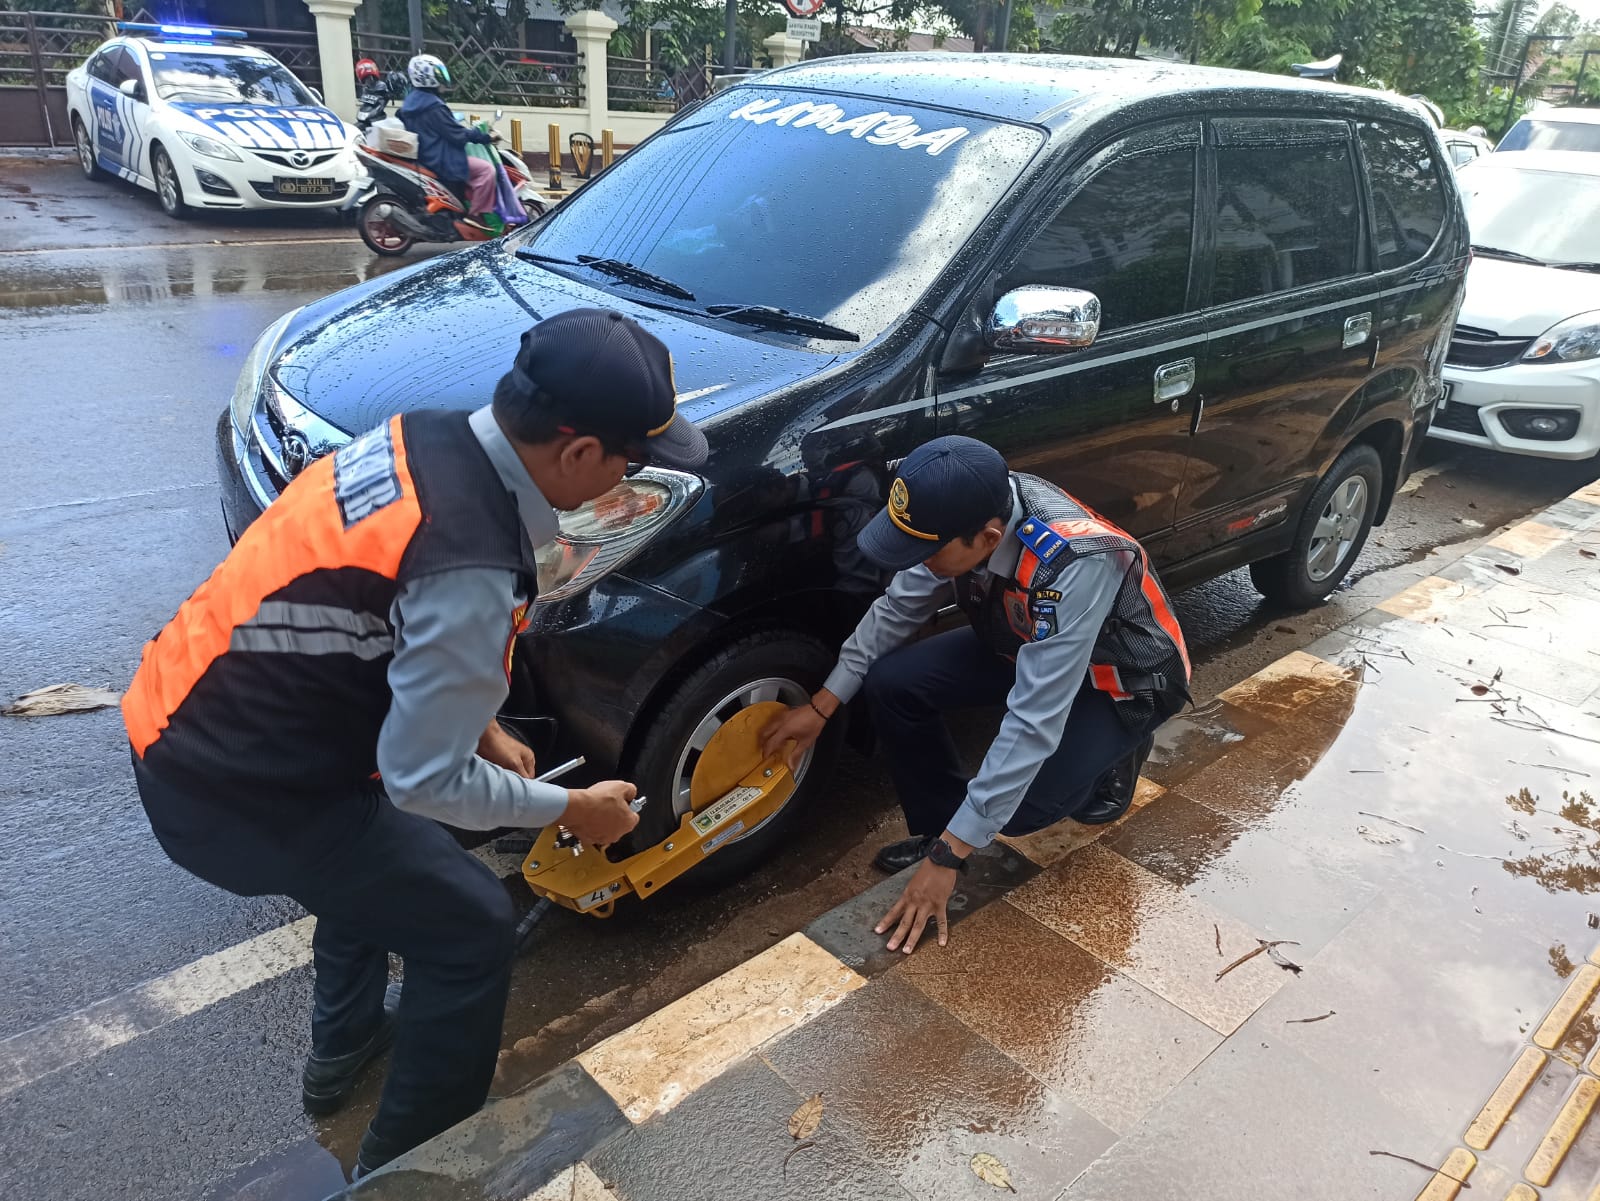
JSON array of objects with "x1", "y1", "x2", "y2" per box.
[
  {"x1": 857, "y1": 436, "x2": 1012, "y2": 571},
  {"x1": 500, "y1": 308, "x2": 708, "y2": 470}
]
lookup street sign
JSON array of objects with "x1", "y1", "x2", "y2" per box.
[
  {"x1": 786, "y1": 15, "x2": 821, "y2": 40},
  {"x1": 783, "y1": 0, "x2": 825, "y2": 18}
]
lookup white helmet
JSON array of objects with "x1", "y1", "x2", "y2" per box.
[{"x1": 407, "y1": 54, "x2": 450, "y2": 89}]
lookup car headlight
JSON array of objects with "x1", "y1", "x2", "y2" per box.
[
  {"x1": 229, "y1": 311, "x2": 297, "y2": 432},
  {"x1": 1524, "y1": 311, "x2": 1600, "y2": 364},
  {"x1": 176, "y1": 129, "x2": 241, "y2": 162},
  {"x1": 535, "y1": 469, "x2": 703, "y2": 605}
]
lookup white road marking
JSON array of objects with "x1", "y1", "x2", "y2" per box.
[
  {"x1": 1398, "y1": 462, "x2": 1450, "y2": 496},
  {"x1": 0, "y1": 917, "x2": 316, "y2": 1098},
  {"x1": 0, "y1": 846, "x2": 528, "y2": 1097}
]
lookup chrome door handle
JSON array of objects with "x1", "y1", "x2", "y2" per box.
[
  {"x1": 1343, "y1": 312, "x2": 1373, "y2": 349},
  {"x1": 1153, "y1": 357, "x2": 1196, "y2": 403}
]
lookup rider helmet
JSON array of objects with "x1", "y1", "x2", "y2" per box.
[
  {"x1": 407, "y1": 54, "x2": 451, "y2": 89},
  {"x1": 354, "y1": 57, "x2": 380, "y2": 82}
]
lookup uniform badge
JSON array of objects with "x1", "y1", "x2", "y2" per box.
[
  {"x1": 889, "y1": 477, "x2": 911, "y2": 523},
  {"x1": 1032, "y1": 603, "x2": 1057, "y2": 641},
  {"x1": 1034, "y1": 588, "x2": 1063, "y2": 602}
]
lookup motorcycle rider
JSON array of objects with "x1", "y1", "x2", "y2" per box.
[
  {"x1": 354, "y1": 57, "x2": 395, "y2": 130},
  {"x1": 398, "y1": 54, "x2": 497, "y2": 219}
]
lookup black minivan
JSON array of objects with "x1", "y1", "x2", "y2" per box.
[{"x1": 218, "y1": 54, "x2": 1467, "y2": 865}]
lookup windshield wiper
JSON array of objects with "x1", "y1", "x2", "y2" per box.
[
  {"x1": 704, "y1": 303, "x2": 860, "y2": 342},
  {"x1": 1553, "y1": 261, "x2": 1600, "y2": 274},
  {"x1": 515, "y1": 251, "x2": 695, "y2": 300},
  {"x1": 1472, "y1": 244, "x2": 1547, "y2": 266}
]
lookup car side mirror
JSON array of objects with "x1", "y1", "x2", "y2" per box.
[
  {"x1": 309, "y1": 87, "x2": 323, "y2": 104},
  {"x1": 986, "y1": 286, "x2": 1101, "y2": 353},
  {"x1": 118, "y1": 77, "x2": 143, "y2": 101}
]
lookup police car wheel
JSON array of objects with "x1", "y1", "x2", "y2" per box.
[
  {"x1": 622, "y1": 631, "x2": 843, "y2": 886},
  {"x1": 152, "y1": 145, "x2": 189, "y2": 220},
  {"x1": 1251, "y1": 442, "x2": 1383, "y2": 608},
  {"x1": 73, "y1": 116, "x2": 101, "y2": 180}
]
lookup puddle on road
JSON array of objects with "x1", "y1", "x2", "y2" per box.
[
  {"x1": 0, "y1": 247, "x2": 413, "y2": 311},
  {"x1": 201, "y1": 1137, "x2": 346, "y2": 1201}
]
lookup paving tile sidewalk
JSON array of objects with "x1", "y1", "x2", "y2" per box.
[{"x1": 345, "y1": 479, "x2": 1600, "y2": 1201}]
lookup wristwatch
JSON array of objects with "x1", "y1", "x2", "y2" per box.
[{"x1": 925, "y1": 837, "x2": 969, "y2": 873}]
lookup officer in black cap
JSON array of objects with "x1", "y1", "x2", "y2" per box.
[
  {"x1": 764, "y1": 436, "x2": 1189, "y2": 955},
  {"x1": 124, "y1": 307, "x2": 707, "y2": 1177}
]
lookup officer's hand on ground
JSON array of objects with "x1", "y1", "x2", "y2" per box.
[
  {"x1": 760, "y1": 692, "x2": 835, "y2": 772},
  {"x1": 876, "y1": 859, "x2": 958, "y2": 954},
  {"x1": 560, "y1": 781, "x2": 639, "y2": 846},
  {"x1": 477, "y1": 720, "x2": 537, "y2": 777}
]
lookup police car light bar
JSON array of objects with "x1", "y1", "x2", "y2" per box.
[{"x1": 115, "y1": 22, "x2": 249, "y2": 41}]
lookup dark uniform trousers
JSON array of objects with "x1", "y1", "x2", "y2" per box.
[
  {"x1": 132, "y1": 754, "x2": 513, "y2": 1161},
  {"x1": 862, "y1": 627, "x2": 1153, "y2": 838}
]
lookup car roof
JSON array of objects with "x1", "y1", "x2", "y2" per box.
[
  {"x1": 1515, "y1": 107, "x2": 1600, "y2": 126},
  {"x1": 119, "y1": 36, "x2": 268, "y2": 57},
  {"x1": 1472, "y1": 148, "x2": 1600, "y2": 176},
  {"x1": 757, "y1": 52, "x2": 1427, "y2": 129}
]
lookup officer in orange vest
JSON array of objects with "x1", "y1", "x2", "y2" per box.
[
  {"x1": 764, "y1": 436, "x2": 1189, "y2": 955},
  {"x1": 122, "y1": 309, "x2": 707, "y2": 1176}
]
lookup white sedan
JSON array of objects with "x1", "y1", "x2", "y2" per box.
[
  {"x1": 1431, "y1": 150, "x2": 1600, "y2": 460},
  {"x1": 65, "y1": 23, "x2": 361, "y2": 218}
]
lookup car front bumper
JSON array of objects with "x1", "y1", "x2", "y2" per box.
[
  {"x1": 1431, "y1": 358, "x2": 1600, "y2": 461},
  {"x1": 177, "y1": 147, "x2": 361, "y2": 211}
]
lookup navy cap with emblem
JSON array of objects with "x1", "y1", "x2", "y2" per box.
[{"x1": 857, "y1": 436, "x2": 1012, "y2": 571}]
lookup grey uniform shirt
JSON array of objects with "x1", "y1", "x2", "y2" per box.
[
  {"x1": 374, "y1": 405, "x2": 570, "y2": 831},
  {"x1": 821, "y1": 484, "x2": 1133, "y2": 849}
]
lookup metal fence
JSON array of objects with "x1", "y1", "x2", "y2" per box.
[
  {"x1": 607, "y1": 56, "x2": 674, "y2": 112},
  {"x1": 0, "y1": 10, "x2": 110, "y2": 146},
  {"x1": 354, "y1": 30, "x2": 582, "y2": 108}
]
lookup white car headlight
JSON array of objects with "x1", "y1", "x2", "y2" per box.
[
  {"x1": 229, "y1": 311, "x2": 297, "y2": 432},
  {"x1": 176, "y1": 129, "x2": 241, "y2": 162},
  {"x1": 535, "y1": 470, "x2": 703, "y2": 605},
  {"x1": 1525, "y1": 310, "x2": 1600, "y2": 364}
]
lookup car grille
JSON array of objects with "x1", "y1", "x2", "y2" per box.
[
  {"x1": 1447, "y1": 324, "x2": 1536, "y2": 369},
  {"x1": 248, "y1": 181, "x2": 349, "y2": 202},
  {"x1": 252, "y1": 150, "x2": 341, "y2": 170},
  {"x1": 1433, "y1": 402, "x2": 1486, "y2": 437}
]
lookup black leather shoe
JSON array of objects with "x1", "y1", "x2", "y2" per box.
[
  {"x1": 1071, "y1": 734, "x2": 1156, "y2": 826},
  {"x1": 352, "y1": 1125, "x2": 409, "y2": 1180},
  {"x1": 872, "y1": 835, "x2": 932, "y2": 874},
  {"x1": 303, "y1": 981, "x2": 401, "y2": 1117}
]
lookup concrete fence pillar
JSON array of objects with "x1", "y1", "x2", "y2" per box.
[
  {"x1": 564, "y1": 9, "x2": 618, "y2": 137},
  {"x1": 304, "y1": 0, "x2": 364, "y2": 121},
  {"x1": 762, "y1": 33, "x2": 804, "y2": 68}
]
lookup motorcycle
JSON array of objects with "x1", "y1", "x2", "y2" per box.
[{"x1": 345, "y1": 109, "x2": 548, "y2": 257}]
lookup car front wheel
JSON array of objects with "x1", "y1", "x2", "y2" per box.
[
  {"x1": 1251, "y1": 442, "x2": 1384, "y2": 608},
  {"x1": 622, "y1": 630, "x2": 843, "y2": 886},
  {"x1": 151, "y1": 145, "x2": 189, "y2": 219}
]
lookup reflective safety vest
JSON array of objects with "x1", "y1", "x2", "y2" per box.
[
  {"x1": 122, "y1": 411, "x2": 539, "y2": 791},
  {"x1": 957, "y1": 473, "x2": 1191, "y2": 729}
]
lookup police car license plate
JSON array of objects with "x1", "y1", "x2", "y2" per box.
[{"x1": 274, "y1": 176, "x2": 334, "y2": 196}]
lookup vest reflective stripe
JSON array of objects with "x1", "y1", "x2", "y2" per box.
[
  {"x1": 1091, "y1": 663, "x2": 1132, "y2": 700},
  {"x1": 121, "y1": 415, "x2": 421, "y2": 757},
  {"x1": 1140, "y1": 567, "x2": 1191, "y2": 678},
  {"x1": 229, "y1": 627, "x2": 396, "y2": 659},
  {"x1": 249, "y1": 601, "x2": 392, "y2": 637}
]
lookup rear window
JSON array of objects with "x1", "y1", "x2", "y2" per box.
[
  {"x1": 1499, "y1": 117, "x2": 1600, "y2": 154},
  {"x1": 1211, "y1": 140, "x2": 1361, "y2": 304},
  {"x1": 1360, "y1": 122, "x2": 1446, "y2": 271}
]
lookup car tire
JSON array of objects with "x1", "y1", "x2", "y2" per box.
[
  {"x1": 621, "y1": 630, "x2": 843, "y2": 886},
  {"x1": 73, "y1": 115, "x2": 102, "y2": 180},
  {"x1": 151, "y1": 145, "x2": 189, "y2": 219},
  {"x1": 357, "y1": 194, "x2": 415, "y2": 256},
  {"x1": 1250, "y1": 442, "x2": 1384, "y2": 608}
]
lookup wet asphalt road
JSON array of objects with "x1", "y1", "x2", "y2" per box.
[{"x1": 3, "y1": 154, "x2": 1598, "y2": 1201}]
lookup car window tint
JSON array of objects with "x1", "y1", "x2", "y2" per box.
[
  {"x1": 1212, "y1": 139, "x2": 1360, "y2": 304},
  {"x1": 1450, "y1": 142, "x2": 1477, "y2": 166},
  {"x1": 88, "y1": 49, "x2": 115, "y2": 83},
  {"x1": 997, "y1": 145, "x2": 1195, "y2": 332},
  {"x1": 1499, "y1": 118, "x2": 1600, "y2": 153},
  {"x1": 1360, "y1": 122, "x2": 1446, "y2": 271}
]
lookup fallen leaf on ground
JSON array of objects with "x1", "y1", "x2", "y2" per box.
[
  {"x1": 1582, "y1": 549, "x2": 1597, "y2": 560},
  {"x1": 971, "y1": 1153, "x2": 1016, "y2": 1193},
  {"x1": 3, "y1": 683, "x2": 121, "y2": 717},
  {"x1": 1470, "y1": 684, "x2": 1490, "y2": 696},
  {"x1": 1265, "y1": 943, "x2": 1304, "y2": 974},
  {"x1": 789, "y1": 1093, "x2": 824, "y2": 1140},
  {"x1": 1494, "y1": 562, "x2": 1522, "y2": 576}
]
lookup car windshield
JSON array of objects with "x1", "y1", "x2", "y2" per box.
[
  {"x1": 1498, "y1": 117, "x2": 1600, "y2": 154},
  {"x1": 1459, "y1": 163, "x2": 1600, "y2": 264},
  {"x1": 149, "y1": 51, "x2": 312, "y2": 105},
  {"x1": 513, "y1": 87, "x2": 1044, "y2": 344}
]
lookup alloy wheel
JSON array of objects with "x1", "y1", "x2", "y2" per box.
[{"x1": 1306, "y1": 475, "x2": 1368, "y2": 582}]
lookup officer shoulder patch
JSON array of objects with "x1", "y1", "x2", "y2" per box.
[
  {"x1": 1033, "y1": 588, "x2": 1063, "y2": 602},
  {"x1": 1015, "y1": 518, "x2": 1067, "y2": 563},
  {"x1": 334, "y1": 423, "x2": 402, "y2": 529},
  {"x1": 1031, "y1": 602, "x2": 1057, "y2": 641}
]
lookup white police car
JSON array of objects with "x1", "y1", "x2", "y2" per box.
[{"x1": 65, "y1": 23, "x2": 360, "y2": 218}]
